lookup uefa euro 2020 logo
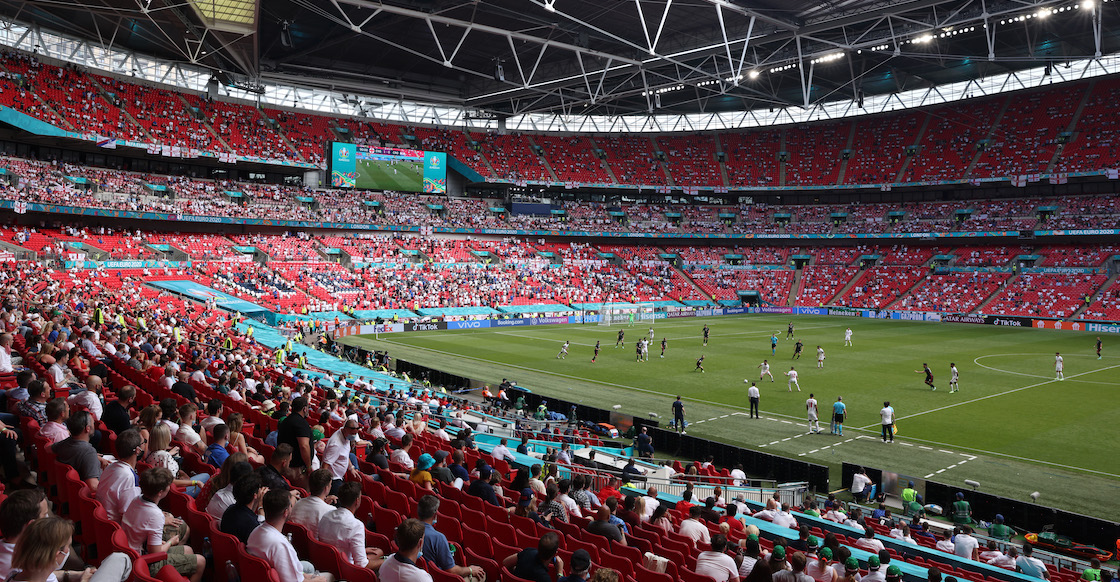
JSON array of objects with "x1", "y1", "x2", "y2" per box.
[
  {"x1": 338, "y1": 147, "x2": 350, "y2": 162},
  {"x1": 428, "y1": 155, "x2": 440, "y2": 168}
]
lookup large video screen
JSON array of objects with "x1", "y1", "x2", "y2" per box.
[{"x1": 327, "y1": 142, "x2": 447, "y2": 194}]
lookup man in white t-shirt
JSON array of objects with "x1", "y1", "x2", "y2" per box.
[
  {"x1": 879, "y1": 402, "x2": 895, "y2": 444},
  {"x1": 122, "y1": 467, "x2": 206, "y2": 582},
  {"x1": 641, "y1": 486, "x2": 660, "y2": 521},
  {"x1": 678, "y1": 506, "x2": 711, "y2": 544},
  {"x1": 694, "y1": 534, "x2": 740, "y2": 582},
  {"x1": 318, "y1": 482, "x2": 386, "y2": 571},
  {"x1": 490, "y1": 438, "x2": 515, "y2": 463},
  {"x1": 787, "y1": 367, "x2": 800, "y2": 392},
  {"x1": 1015, "y1": 544, "x2": 1049, "y2": 579},
  {"x1": 249, "y1": 489, "x2": 332, "y2": 582},
  {"x1": 730, "y1": 464, "x2": 747, "y2": 487},
  {"x1": 844, "y1": 328, "x2": 853, "y2": 346},
  {"x1": 288, "y1": 469, "x2": 336, "y2": 538},
  {"x1": 1055, "y1": 352, "x2": 1064, "y2": 380},
  {"x1": 850, "y1": 468, "x2": 873, "y2": 503},
  {"x1": 175, "y1": 404, "x2": 207, "y2": 455},
  {"x1": 953, "y1": 526, "x2": 980, "y2": 561},
  {"x1": 97, "y1": 430, "x2": 144, "y2": 521},
  {"x1": 856, "y1": 528, "x2": 885, "y2": 553}
]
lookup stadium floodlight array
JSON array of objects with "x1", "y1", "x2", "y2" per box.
[{"x1": 598, "y1": 302, "x2": 657, "y2": 326}]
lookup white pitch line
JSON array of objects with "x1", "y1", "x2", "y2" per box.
[{"x1": 919, "y1": 446, "x2": 933, "y2": 450}]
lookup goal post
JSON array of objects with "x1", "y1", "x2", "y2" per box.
[{"x1": 598, "y1": 302, "x2": 657, "y2": 326}]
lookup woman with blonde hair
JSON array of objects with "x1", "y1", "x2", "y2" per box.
[
  {"x1": 144, "y1": 423, "x2": 209, "y2": 497},
  {"x1": 10, "y1": 517, "x2": 131, "y2": 582},
  {"x1": 224, "y1": 413, "x2": 263, "y2": 464},
  {"x1": 137, "y1": 405, "x2": 162, "y2": 445}
]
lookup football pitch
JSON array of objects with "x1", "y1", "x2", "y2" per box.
[
  {"x1": 340, "y1": 314, "x2": 1120, "y2": 518},
  {"x1": 357, "y1": 160, "x2": 423, "y2": 192}
]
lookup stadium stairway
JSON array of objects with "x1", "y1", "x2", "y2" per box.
[
  {"x1": 834, "y1": 124, "x2": 858, "y2": 184},
  {"x1": 712, "y1": 134, "x2": 731, "y2": 187},
  {"x1": 785, "y1": 268, "x2": 802, "y2": 306},
  {"x1": 585, "y1": 137, "x2": 620, "y2": 183},
  {"x1": 831, "y1": 266, "x2": 867, "y2": 303},
  {"x1": 174, "y1": 93, "x2": 236, "y2": 154},
  {"x1": 884, "y1": 273, "x2": 936, "y2": 310},
  {"x1": 86, "y1": 75, "x2": 152, "y2": 142},
  {"x1": 973, "y1": 272, "x2": 1020, "y2": 314},
  {"x1": 963, "y1": 96, "x2": 1012, "y2": 179},
  {"x1": 894, "y1": 112, "x2": 933, "y2": 183},
  {"x1": 1069, "y1": 271, "x2": 1119, "y2": 320},
  {"x1": 524, "y1": 135, "x2": 560, "y2": 182},
  {"x1": 1045, "y1": 78, "x2": 1096, "y2": 174}
]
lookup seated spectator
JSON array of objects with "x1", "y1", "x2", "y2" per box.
[
  {"x1": 695, "y1": 533, "x2": 740, "y2": 581},
  {"x1": 174, "y1": 404, "x2": 207, "y2": 456},
  {"x1": 39, "y1": 398, "x2": 70, "y2": 447},
  {"x1": 318, "y1": 481, "x2": 385, "y2": 571},
  {"x1": 804, "y1": 546, "x2": 836, "y2": 582},
  {"x1": 0, "y1": 489, "x2": 51, "y2": 576},
  {"x1": 289, "y1": 469, "x2": 335, "y2": 538},
  {"x1": 9, "y1": 517, "x2": 132, "y2": 582},
  {"x1": 206, "y1": 424, "x2": 231, "y2": 468},
  {"x1": 258, "y1": 444, "x2": 295, "y2": 493},
  {"x1": 248, "y1": 489, "x2": 332, "y2": 582},
  {"x1": 1016, "y1": 543, "x2": 1049, "y2": 580},
  {"x1": 417, "y1": 495, "x2": 485, "y2": 581},
  {"x1": 504, "y1": 531, "x2": 563, "y2": 582},
  {"x1": 856, "y1": 528, "x2": 885, "y2": 553},
  {"x1": 97, "y1": 429, "x2": 146, "y2": 521},
  {"x1": 701, "y1": 497, "x2": 722, "y2": 524},
  {"x1": 558, "y1": 549, "x2": 591, "y2": 582},
  {"x1": 221, "y1": 472, "x2": 267, "y2": 544},
  {"x1": 16, "y1": 380, "x2": 48, "y2": 426},
  {"x1": 144, "y1": 423, "x2": 209, "y2": 497},
  {"x1": 862, "y1": 556, "x2": 884, "y2": 582},
  {"x1": 679, "y1": 505, "x2": 711, "y2": 544},
  {"x1": 390, "y1": 434, "x2": 415, "y2": 470},
  {"x1": 428, "y1": 451, "x2": 454, "y2": 485},
  {"x1": 204, "y1": 457, "x2": 252, "y2": 519},
  {"x1": 491, "y1": 438, "x2": 515, "y2": 463},
  {"x1": 379, "y1": 518, "x2": 430, "y2": 582},
  {"x1": 123, "y1": 467, "x2": 205, "y2": 582},
  {"x1": 102, "y1": 385, "x2": 135, "y2": 436},
  {"x1": 586, "y1": 506, "x2": 625, "y2": 544},
  {"x1": 953, "y1": 526, "x2": 979, "y2": 561},
  {"x1": 773, "y1": 503, "x2": 799, "y2": 529},
  {"x1": 410, "y1": 453, "x2": 435, "y2": 491},
  {"x1": 53, "y1": 411, "x2": 103, "y2": 493},
  {"x1": 467, "y1": 466, "x2": 500, "y2": 507},
  {"x1": 888, "y1": 523, "x2": 914, "y2": 544},
  {"x1": 201, "y1": 400, "x2": 225, "y2": 432}
]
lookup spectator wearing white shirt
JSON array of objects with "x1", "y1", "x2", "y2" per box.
[
  {"x1": 288, "y1": 469, "x2": 336, "y2": 539},
  {"x1": 850, "y1": 468, "x2": 873, "y2": 503},
  {"x1": 557, "y1": 479, "x2": 582, "y2": 518},
  {"x1": 317, "y1": 482, "x2": 385, "y2": 571},
  {"x1": 248, "y1": 489, "x2": 332, "y2": 582},
  {"x1": 67, "y1": 375, "x2": 105, "y2": 422},
  {"x1": 174, "y1": 403, "x2": 207, "y2": 455},
  {"x1": 678, "y1": 506, "x2": 712, "y2": 544},
  {"x1": 695, "y1": 534, "x2": 740, "y2": 581},
  {"x1": 490, "y1": 438, "x2": 515, "y2": 463},
  {"x1": 122, "y1": 467, "x2": 205, "y2": 582},
  {"x1": 200, "y1": 400, "x2": 225, "y2": 432},
  {"x1": 953, "y1": 525, "x2": 980, "y2": 561},
  {"x1": 730, "y1": 464, "x2": 747, "y2": 487},
  {"x1": 641, "y1": 486, "x2": 660, "y2": 521},
  {"x1": 380, "y1": 519, "x2": 432, "y2": 582},
  {"x1": 97, "y1": 429, "x2": 145, "y2": 522},
  {"x1": 856, "y1": 528, "x2": 885, "y2": 553},
  {"x1": 773, "y1": 504, "x2": 800, "y2": 530},
  {"x1": 322, "y1": 421, "x2": 361, "y2": 494},
  {"x1": 389, "y1": 434, "x2": 415, "y2": 470},
  {"x1": 205, "y1": 457, "x2": 253, "y2": 518}
]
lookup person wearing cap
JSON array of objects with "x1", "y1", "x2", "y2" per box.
[
  {"x1": 840, "y1": 557, "x2": 862, "y2": 582},
  {"x1": 557, "y1": 549, "x2": 591, "y2": 582},
  {"x1": 467, "y1": 466, "x2": 501, "y2": 506},
  {"x1": 773, "y1": 550, "x2": 813, "y2": 582},
  {"x1": 951, "y1": 492, "x2": 973, "y2": 524},
  {"x1": 862, "y1": 556, "x2": 885, "y2": 582},
  {"x1": 805, "y1": 545, "x2": 837, "y2": 582},
  {"x1": 768, "y1": 545, "x2": 791, "y2": 573},
  {"x1": 695, "y1": 533, "x2": 741, "y2": 582},
  {"x1": 885, "y1": 565, "x2": 903, "y2": 582},
  {"x1": 318, "y1": 481, "x2": 387, "y2": 571},
  {"x1": 738, "y1": 535, "x2": 763, "y2": 578},
  {"x1": 988, "y1": 514, "x2": 1013, "y2": 541},
  {"x1": 504, "y1": 531, "x2": 564, "y2": 582},
  {"x1": 429, "y1": 450, "x2": 454, "y2": 485},
  {"x1": 417, "y1": 495, "x2": 486, "y2": 581},
  {"x1": 410, "y1": 453, "x2": 436, "y2": 491}
]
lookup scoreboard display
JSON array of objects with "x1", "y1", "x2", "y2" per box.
[{"x1": 327, "y1": 142, "x2": 447, "y2": 194}]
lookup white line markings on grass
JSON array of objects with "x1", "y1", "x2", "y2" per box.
[{"x1": 972, "y1": 353, "x2": 1120, "y2": 385}]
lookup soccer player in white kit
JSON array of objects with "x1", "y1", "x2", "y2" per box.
[
  {"x1": 758, "y1": 359, "x2": 774, "y2": 382},
  {"x1": 648, "y1": 327, "x2": 655, "y2": 340},
  {"x1": 641, "y1": 338, "x2": 650, "y2": 361},
  {"x1": 1055, "y1": 352, "x2": 1064, "y2": 380},
  {"x1": 557, "y1": 341, "x2": 570, "y2": 359},
  {"x1": 786, "y1": 366, "x2": 800, "y2": 392},
  {"x1": 806, "y1": 393, "x2": 820, "y2": 434},
  {"x1": 949, "y1": 362, "x2": 959, "y2": 393},
  {"x1": 817, "y1": 346, "x2": 826, "y2": 369},
  {"x1": 844, "y1": 327, "x2": 853, "y2": 346}
]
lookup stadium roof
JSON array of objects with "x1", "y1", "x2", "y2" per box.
[{"x1": 0, "y1": 0, "x2": 1117, "y2": 118}]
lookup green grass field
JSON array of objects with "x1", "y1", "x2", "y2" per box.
[
  {"x1": 357, "y1": 159, "x2": 423, "y2": 192},
  {"x1": 340, "y1": 314, "x2": 1120, "y2": 518}
]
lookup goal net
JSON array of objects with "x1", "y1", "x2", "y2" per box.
[{"x1": 598, "y1": 302, "x2": 656, "y2": 326}]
